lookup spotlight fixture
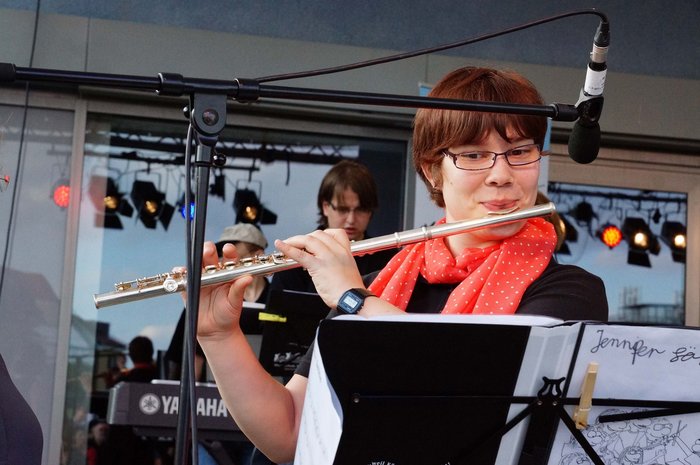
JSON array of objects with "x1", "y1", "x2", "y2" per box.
[
  {"x1": 557, "y1": 241, "x2": 572, "y2": 255},
  {"x1": 209, "y1": 173, "x2": 226, "y2": 199},
  {"x1": 88, "y1": 176, "x2": 134, "y2": 229},
  {"x1": 130, "y1": 180, "x2": 175, "y2": 230},
  {"x1": 597, "y1": 223, "x2": 623, "y2": 249},
  {"x1": 622, "y1": 217, "x2": 660, "y2": 267},
  {"x1": 561, "y1": 215, "x2": 579, "y2": 243},
  {"x1": 660, "y1": 221, "x2": 686, "y2": 263},
  {"x1": 233, "y1": 188, "x2": 277, "y2": 225},
  {"x1": 52, "y1": 179, "x2": 71, "y2": 209},
  {"x1": 572, "y1": 201, "x2": 596, "y2": 226}
]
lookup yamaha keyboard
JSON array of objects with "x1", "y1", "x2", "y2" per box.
[{"x1": 107, "y1": 380, "x2": 247, "y2": 440}]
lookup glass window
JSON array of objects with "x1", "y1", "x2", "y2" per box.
[
  {"x1": 68, "y1": 112, "x2": 407, "y2": 457},
  {"x1": 0, "y1": 104, "x2": 74, "y2": 464},
  {"x1": 548, "y1": 182, "x2": 687, "y2": 325}
]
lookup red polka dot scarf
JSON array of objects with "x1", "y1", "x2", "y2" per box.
[{"x1": 368, "y1": 217, "x2": 557, "y2": 314}]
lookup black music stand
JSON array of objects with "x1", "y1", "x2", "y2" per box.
[
  {"x1": 315, "y1": 318, "x2": 543, "y2": 465},
  {"x1": 304, "y1": 318, "x2": 700, "y2": 465},
  {"x1": 258, "y1": 290, "x2": 330, "y2": 378},
  {"x1": 297, "y1": 317, "x2": 595, "y2": 465}
]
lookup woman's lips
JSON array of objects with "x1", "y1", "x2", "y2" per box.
[{"x1": 482, "y1": 201, "x2": 518, "y2": 212}]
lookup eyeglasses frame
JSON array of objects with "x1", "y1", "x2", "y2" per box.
[
  {"x1": 442, "y1": 143, "x2": 545, "y2": 171},
  {"x1": 326, "y1": 201, "x2": 373, "y2": 217}
]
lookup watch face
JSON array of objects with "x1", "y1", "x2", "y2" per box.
[
  {"x1": 338, "y1": 288, "x2": 374, "y2": 314},
  {"x1": 340, "y1": 292, "x2": 362, "y2": 312}
]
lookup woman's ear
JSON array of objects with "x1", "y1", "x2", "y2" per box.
[
  {"x1": 421, "y1": 164, "x2": 435, "y2": 188},
  {"x1": 421, "y1": 163, "x2": 441, "y2": 191}
]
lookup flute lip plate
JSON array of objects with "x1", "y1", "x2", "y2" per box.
[{"x1": 486, "y1": 206, "x2": 519, "y2": 216}]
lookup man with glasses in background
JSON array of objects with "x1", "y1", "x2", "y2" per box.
[{"x1": 269, "y1": 159, "x2": 396, "y2": 294}]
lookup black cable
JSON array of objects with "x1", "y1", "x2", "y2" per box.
[
  {"x1": 0, "y1": 0, "x2": 41, "y2": 305},
  {"x1": 255, "y1": 9, "x2": 608, "y2": 83},
  {"x1": 185, "y1": 123, "x2": 200, "y2": 465}
]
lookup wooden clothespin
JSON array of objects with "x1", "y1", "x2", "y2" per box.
[{"x1": 573, "y1": 362, "x2": 598, "y2": 430}]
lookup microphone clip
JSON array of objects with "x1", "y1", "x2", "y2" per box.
[{"x1": 575, "y1": 93, "x2": 604, "y2": 126}]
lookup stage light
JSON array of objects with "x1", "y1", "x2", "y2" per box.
[
  {"x1": 553, "y1": 214, "x2": 577, "y2": 255},
  {"x1": 598, "y1": 224, "x2": 623, "y2": 249},
  {"x1": 557, "y1": 241, "x2": 571, "y2": 255},
  {"x1": 561, "y1": 215, "x2": 578, "y2": 243},
  {"x1": 209, "y1": 173, "x2": 226, "y2": 199},
  {"x1": 233, "y1": 188, "x2": 277, "y2": 225},
  {"x1": 622, "y1": 217, "x2": 659, "y2": 267},
  {"x1": 176, "y1": 192, "x2": 196, "y2": 220},
  {"x1": 573, "y1": 201, "x2": 596, "y2": 225},
  {"x1": 52, "y1": 179, "x2": 70, "y2": 208},
  {"x1": 88, "y1": 176, "x2": 135, "y2": 229},
  {"x1": 259, "y1": 207, "x2": 277, "y2": 225},
  {"x1": 130, "y1": 180, "x2": 175, "y2": 230},
  {"x1": 660, "y1": 221, "x2": 686, "y2": 263},
  {"x1": 627, "y1": 249, "x2": 651, "y2": 267}
]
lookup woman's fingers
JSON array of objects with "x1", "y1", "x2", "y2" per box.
[
  {"x1": 221, "y1": 242, "x2": 239, "y2": 262},
  {"x1": 275, "y1": 229, "x2": 363, "y2": 308},
  {"x1": 202, "y1": 241, "x2": 220, "y2": 266},
  {"x1": 276, "y1": 229, "x2": 349, "y2": 263}
]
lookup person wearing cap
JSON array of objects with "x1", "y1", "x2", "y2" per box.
[
  {"x1": 166, "y1": 223, "x2": 271, "y2": 382},
  {"x1": 215, "y1": 223, "x2": 270, "y2": 304},
  {"x1": 164, "y1": 223, "x2": 272, "y2": 465}
]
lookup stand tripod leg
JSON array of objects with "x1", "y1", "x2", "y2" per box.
[{"x1": 558, "y1": 408, "x2": 605, "y2": 465}]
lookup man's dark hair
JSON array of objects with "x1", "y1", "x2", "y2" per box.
[
  {"x1": 128, "y1": 336, "x2": 154, "y2": 364},
  {"x1": 316, "y1": 160, "x2": 378, "y2": 229}
]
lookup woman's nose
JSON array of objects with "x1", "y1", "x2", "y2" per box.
[{"x1": 484, "y1": 155, "x2": 514, "y2": 185}]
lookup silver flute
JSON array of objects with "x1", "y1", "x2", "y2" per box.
[{"x1": 93, "y1": 202, "x2": 555, "y2": 309}]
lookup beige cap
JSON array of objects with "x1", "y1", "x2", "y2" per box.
[{"x1": 216, "y1": 223, "x2": 268, "y2": 250}]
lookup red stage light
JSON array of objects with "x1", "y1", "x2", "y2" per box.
[
  {"x1": 53, "y1": 184, "x2": 71, "y2": 208},
  {"x1": 599, "y1": 224, "x2": 622, "y2": 249}
]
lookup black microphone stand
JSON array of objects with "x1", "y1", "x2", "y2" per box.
[
  {"x1": 0, "y1": 63, "x2": 581, "y2": 465},
  {"x1": 175, "y1": 90, "x2": 228, "y2": 465}
]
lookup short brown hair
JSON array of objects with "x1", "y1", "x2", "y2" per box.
[
  {"x1": 413, "y1": 67, "x2": 547, "y2": 207},
  {"x1": 317, "y1": 160, "x2": 378, "y2": 229}
]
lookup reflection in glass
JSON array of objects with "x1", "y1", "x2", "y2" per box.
[
  {"x1": 548, "y1": 182, "x2": 687, "y2": 325},
  {"x1": 71, "y1": 112, "x2": 407, "y2": 463}
]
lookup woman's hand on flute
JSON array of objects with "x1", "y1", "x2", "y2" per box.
[
  {"x1": 275, "y1": 229, "x2": 365, "y2": 309},
  {"x1": 195, "y1": 241, "x2": 253, "y2": 342}
]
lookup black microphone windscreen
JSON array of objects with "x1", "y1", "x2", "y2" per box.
[{"x1": 567, "y1": 121, "x2": 601, "y2": 164}]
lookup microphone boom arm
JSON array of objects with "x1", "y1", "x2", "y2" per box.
[{"x1": 0, "y1": 63, "x2": 580, "y2": 122}]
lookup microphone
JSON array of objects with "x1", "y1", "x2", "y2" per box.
[{"x1": 568, "y1": 19, "x2": 610, "y2": 164}]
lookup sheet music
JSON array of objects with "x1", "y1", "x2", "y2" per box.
[
  {"x1": 336, "y1": 313, "x2": 564, "y2": 326},
  {"x1": 549, "y1": 324, "x2": 700, "y2": 465},
  {"x1": 496, "y1": 322, "x2": 584, "y2": 465},
  {"x1": 294, "y1": 342, "x2": 343, "y2": 465}
]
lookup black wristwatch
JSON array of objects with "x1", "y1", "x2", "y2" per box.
[{"x1": 336, "y1": 288, "x2": 375, "y2": 314}]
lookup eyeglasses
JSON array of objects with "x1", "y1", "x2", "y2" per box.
[
  {"x1": 443, "y1": 143, "x2": 543, "y2": 171},
  {"x1": 327, "y1": 202, "x2": 372, "y2": 217}
]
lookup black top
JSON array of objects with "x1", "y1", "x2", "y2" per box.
[
  {"x1": 269, "y1": 248, "x2": 397, "y2": 294},
  {"x1": 113, "y1": 363, "x2": 159, "y2": 384},
  {"x1": 0, "y1": 354, "x2": 43, "y2": 465},
  {"x1": 293, "y1": 259, "x2": 608, "y2": 378}
]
